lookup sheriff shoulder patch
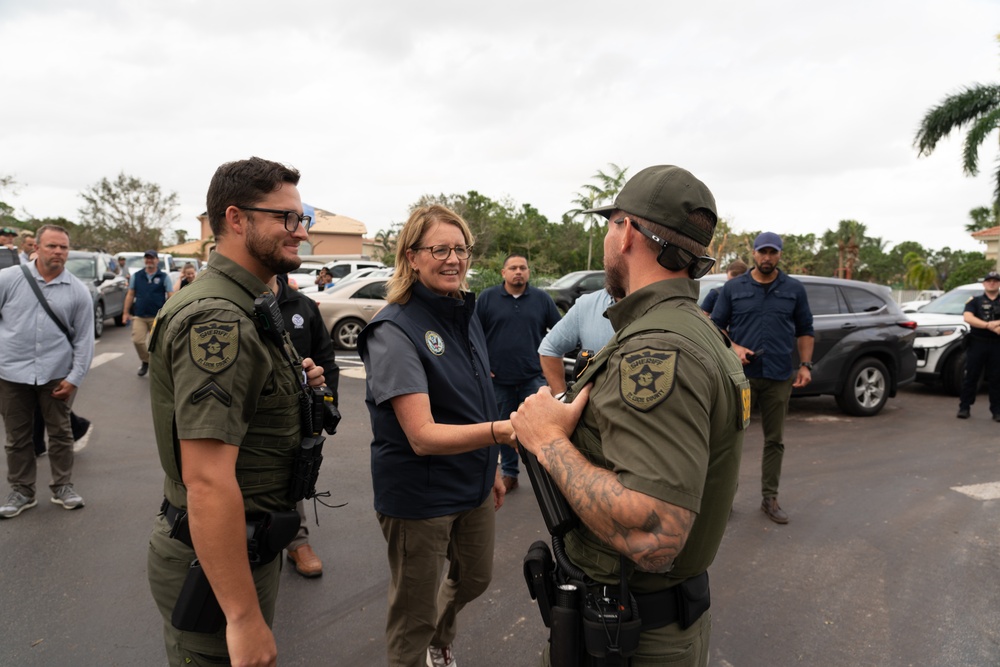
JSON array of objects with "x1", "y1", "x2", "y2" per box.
[
  {"x1": 189, "y1": 320, "x2": 239, "y2": 373},
  {"x1": 619, "y1": 348, "x2": 677, "y2": 412}
]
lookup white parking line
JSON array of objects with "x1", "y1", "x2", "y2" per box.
[
  {"x1": 952, "y1": 482, "x2": 1000, "y2": 501},
  {"x1": 91, "y1": 352, "x2": 123, "y2": 369}
]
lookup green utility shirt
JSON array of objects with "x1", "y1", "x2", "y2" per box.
[
  {"x1": 562, "y1": 278, "x2": 748, "y2": 593},
  {"x1": 148, "y1": 252, "x2": 303, "y2": 514}
]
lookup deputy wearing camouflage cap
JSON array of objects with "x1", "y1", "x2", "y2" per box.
[
  {"x1": 145, "y1": 157, "x2": 326, "y2": 666},
  {"x1": 513, "y1": 165, "x2": 748, "y2": 666}
]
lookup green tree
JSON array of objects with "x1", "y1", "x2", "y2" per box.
[
  {"x1": 77, "y1": 172, "x2": 179, "y2": 253},
  {"x1": 904, "y1": 251, "x2": 939, "y2": 290},
  {"x1": 914, "y1": 37, "x2": 1000, "y2": 205},
  {"x1": 944, "y1": 256, "x2": 994, "y2": 289}
]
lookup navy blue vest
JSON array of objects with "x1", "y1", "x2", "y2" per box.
[
  {"x1": 358, "y1": 283, "x2": 499, "y2": 519},
  {"x1": 132, "y1": 269, "x2": 170, "y2": 317}
]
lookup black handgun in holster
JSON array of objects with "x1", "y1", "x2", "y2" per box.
[{"x1": 169, "y1": 508, "x2": 299, "y2": 633}]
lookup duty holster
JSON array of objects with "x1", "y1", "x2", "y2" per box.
[{"x1": 166, "y1": 503, "x2": 299, "y2": 633}]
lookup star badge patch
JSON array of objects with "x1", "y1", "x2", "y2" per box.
[
  {"x1": 189, "y1": 320, "x2": 239, "y2": 373},
  {"x1": 619, "y1": 348, "x2": 677, "y2": 412}
]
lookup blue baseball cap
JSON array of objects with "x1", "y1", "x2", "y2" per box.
[
  {"x1": 143, "y1": 249, "x2": 158, "y2": 258},
  {"x1": 753, "y1": 232, "x2": 783, "y2": 252}
]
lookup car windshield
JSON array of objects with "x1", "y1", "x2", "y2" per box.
[
  {"x1": 66, "y1": 257, "x2": 96, "y2": 281},
  {"x1": 549, "y1": 272, "x2": 588, "y2": 288},
  {"x1": 917, "y1": 287, "x2": 979, "y2": 315}
]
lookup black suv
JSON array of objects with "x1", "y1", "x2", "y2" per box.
[
  {"x1": 701, "y1": 274, "x2": 918, "y2": 416},
  {"x1": 65, "y1": 250, "x2": 128, "y2": 338},
  {"x1": 546, "y1": 270, "x2": 605, "y2": 312}
]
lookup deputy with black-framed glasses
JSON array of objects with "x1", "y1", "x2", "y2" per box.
[{"x1": 238, "y1": 206, "x2": 313, "y2": 232}]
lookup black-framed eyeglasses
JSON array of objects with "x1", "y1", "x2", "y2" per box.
[
  {"x1": 239, "y1": 207, "x2": 312, "y2": 232},
  {"x1": 613, "y1": 218, "x2": 716, "y2": 279},
  {"x1": 411, "y1": 244, "x2": 474, "y2": 260}
]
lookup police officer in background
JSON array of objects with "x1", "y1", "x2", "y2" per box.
[
  {"x1": 957, "y1": 270, "x2": 1000, "y2": 421},
  {"x1": 274, "y1": 272, "x2": 339, "y2": 576},
  {"x1": 513, "y1": 165, "x2": 748, "y2": 666},
  {"x1": 146, "y1": 157, "x2": 326, "y2": 667}
]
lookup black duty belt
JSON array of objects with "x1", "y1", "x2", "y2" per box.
[
  {"x1": 160, "y1": 498, "x2": 193, "y2": 547},
  {"x1": 633, "y1": 571, "x2": 710, "y2": 631}
]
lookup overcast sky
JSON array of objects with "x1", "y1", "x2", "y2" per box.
[{"x1": 2, "y1": 0, "x2": 999, "y2": 255}]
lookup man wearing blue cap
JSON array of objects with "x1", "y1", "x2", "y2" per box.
[
  {"x1": 710, "y1": 232, "x2": 814, "y2": 523},
  {"x1": 123, "y1": 249, "x2": 172, "y2": 376}
]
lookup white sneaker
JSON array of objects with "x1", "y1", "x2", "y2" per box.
[
  {"x1": 0, "y1": 490, "x2": 37, "y2": 519},
  {"x1": 426, "y1": 645, "x2": 457, "y2": 667},
  {"x1": 51, "y1": 484, "x2": 85, "y2": 510}
]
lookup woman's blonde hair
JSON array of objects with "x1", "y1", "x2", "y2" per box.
[{"x1": 385, "y1": 204, "x2": 475, "y2": 305}]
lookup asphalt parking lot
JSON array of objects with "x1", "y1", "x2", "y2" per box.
[{"x1": 1, "y1": 328, "x2": 998, "y2": 666}]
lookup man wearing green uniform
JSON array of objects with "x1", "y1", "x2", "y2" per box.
[
  {"x1": 146, "y1": 157, "x2": 326, "y2": 667},
  {"x1": 513, "y1": 165, "x2": 748, "y2": 666}
]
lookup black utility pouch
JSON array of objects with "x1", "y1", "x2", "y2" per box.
[
  {"x1": 581, "y1": 585, "x2": 641, "y2": 661},
  {"x1": 677, "y1": 572, "x2": 711, "y2": 630},
  {"x1": 523, "y1": 540, "x2": 555, "y2": 628}
]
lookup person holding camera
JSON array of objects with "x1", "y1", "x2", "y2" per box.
[
  {"x1": 358, "y1": 204, "x2": 511, "y2": 667},
  {"x1": 513, "y1": 165, "x2": 748, "y2": 666},
  {"x1": 145, "y1": 157, "x2": 326, "y2": 667}
]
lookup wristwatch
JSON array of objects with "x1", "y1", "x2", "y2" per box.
[{"x1": 800, "y1": 361, "x2": 814, "y2": 370}]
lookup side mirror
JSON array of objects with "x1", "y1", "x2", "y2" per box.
[{"x1": 101, "y1": 271, "x2": 116, "y2": 282}]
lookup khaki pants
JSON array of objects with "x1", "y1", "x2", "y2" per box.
[
  {"x1": 131, "y1": 316, "x2": 155, "y2": 363},
  {"x1": 749, "y1": 376, "x2": 795, "y2": 499},
  {"x1": 147, "y1": 513, "x2": 282, "y2": 666},
  {"x1": 378, "y1": 496, "x2": 495, "y2": 667},
  {"x1": 0, "y1": 377, "x2": 74, "y2": 497}
]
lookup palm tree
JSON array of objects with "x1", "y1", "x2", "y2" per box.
[
  {"x1": 903, "y1": 251, "x2": 939, "y2": 290},
  {"x1": 914, "y1": 40, "x2": 1000, "y2": 205},
  {"x1": 564, "y1": 163, "x2": 629, "y2": 270}
]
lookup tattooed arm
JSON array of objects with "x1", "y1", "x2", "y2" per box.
[{"x1": 511, "y1": 385, "x2": 694, "y2": 573}]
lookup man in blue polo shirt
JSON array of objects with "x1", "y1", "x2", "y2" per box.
[
  {"x1": 711, "y1": 232, "x2": 814, "y2": 524},
  {"x1": 476, "y1": 253, "x2": 560, "y2": 491},
  {"x1": 123, "y1": 249, "x2": 172, "y2": 376}
]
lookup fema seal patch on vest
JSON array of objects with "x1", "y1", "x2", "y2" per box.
[
  {"x1": 425, "y1": 330, "x2": 445, "y2": 356},
  {"x1": 189, "y1": 320, "x2": 239, "y2": 373},
  {"x1": 620, "y1": 347, "x2": 676, "y2": 411}
]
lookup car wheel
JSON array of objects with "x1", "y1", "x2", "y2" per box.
[
  {"x1": 835, "y1": 357, "x2": 889, "y2": 417},
  {"x1": 94, "y1": 301, "x2": 105, "y2": 339},
  {"x1": 940, "y1": 350, "x2": 966, "y2": 397},
  {"x1": 333, "y1": 318, "x2": 365, "y2": 351}
]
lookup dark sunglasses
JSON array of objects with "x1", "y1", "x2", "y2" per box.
[{"x1": 614, "y1": 218, "x2": 716, "y2": 279}]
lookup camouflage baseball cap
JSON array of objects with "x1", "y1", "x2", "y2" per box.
[{"x1": 583, "y1": 165, "x2": 717, "y2": 246}]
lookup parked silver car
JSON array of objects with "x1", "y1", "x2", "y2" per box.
[{"x1": 66, "y1": 250, "x2": 128, "y2": 338}]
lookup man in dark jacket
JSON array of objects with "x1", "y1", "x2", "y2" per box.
[{"x1": 275, "y1": 274, "x2": 339, "y2": 576}]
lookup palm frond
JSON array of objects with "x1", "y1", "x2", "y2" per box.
[
  {"x1": 914, "y1": 83, "x2": 1000, "y2": 155},
  {"x1": 961, "y1": 107, "x2": 1000, "y2": 175}
]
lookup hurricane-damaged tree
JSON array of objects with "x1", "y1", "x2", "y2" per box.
[{"x1": 77, "y1": 172, "x2": 179, "y2": 253}]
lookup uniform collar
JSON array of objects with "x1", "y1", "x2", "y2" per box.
[
  {"x1": 206, "y1": 252, "x2": 270, "y2": 300},
  {"x1": 606, "y1": 278, "x2": 698, "y2": 331}
]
